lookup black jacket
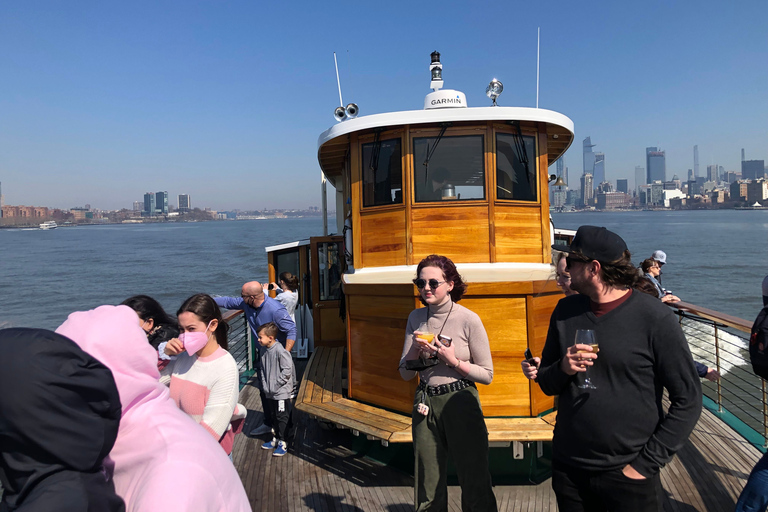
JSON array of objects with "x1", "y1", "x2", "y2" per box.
[{"x1": 0, "y1": 328, "x2": 124, "y2": 512}]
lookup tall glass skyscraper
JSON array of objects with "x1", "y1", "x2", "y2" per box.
[
  {"x1": 593, "y1": 152, "x2": 605, "y2": 185},
  {"x1": 646, "y1": 147, "x2": 666, "y2": 183},
  {"x1": 155, "y1": 191, "x2": 169, "y2": 215},
  {"x1": 143, "y1": 192, "x2": 156, "y2": 217},
  {"x1": 583, "y1": 137, "x2": 596, "y2": 182}
]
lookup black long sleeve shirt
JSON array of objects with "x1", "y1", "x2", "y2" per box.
[{"x1": 537, "y1": 291, "x2": 702, "y2": 477}]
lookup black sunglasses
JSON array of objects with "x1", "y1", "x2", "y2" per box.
[{"x1": 413, "y1": 278, "x2": 445, "y2": 290}]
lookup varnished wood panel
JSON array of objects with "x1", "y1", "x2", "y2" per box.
[
  {"x1": 538, "y1": 129, "x2": 551, "y2": 262},
  {"x1": 461, "y1": 296, "x2": 530, "y2": 416},
  {"x1": 411, "y1": 206, "x2": 490, "y2": 263},
  {"x1": 493, "y1": 207, "x2": 545, "y2": 263},
  {"x1": 528, "y1": 292, "x2": 563, "y2": 415},
  {"x1": 347, "y1": 291, "x2": 419, "y2": 413},
  {"x1": 359, "y1": 209, "x2": 407, "y2": 267}
]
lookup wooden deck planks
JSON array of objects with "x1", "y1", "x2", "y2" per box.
[{"x1": 239, "y1": 363, "x2": 763, "y2": 511}]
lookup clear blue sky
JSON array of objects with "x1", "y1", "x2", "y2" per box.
[{"x1": 1, "y1": 0, "x2": 766, "y2": 210}]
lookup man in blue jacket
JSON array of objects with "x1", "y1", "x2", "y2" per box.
[
  {"x1": 537, "y1": 226, "x2": 702, "y2": 512},
  {"x1": 216, "y1": 281, "x2": 296, "y2": 436}
]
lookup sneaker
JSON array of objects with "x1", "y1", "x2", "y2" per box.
[
  {"x1": 273, "y1": 441, "x2": 287, "y2": 457},
  {"x1": 250, "y1": 423, "x2": 274, "y2": 436},
  {"x1": 261, "y1": 437, "x2": 277, "y2": 450}
]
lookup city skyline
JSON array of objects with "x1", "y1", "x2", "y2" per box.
[{"x1": 1, "y1": 1, "x2": 766, "y2": 210}]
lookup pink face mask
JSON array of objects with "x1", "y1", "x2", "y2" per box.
[{"x1": 179, "y1": 321, "x2": 213, "y2": 355}]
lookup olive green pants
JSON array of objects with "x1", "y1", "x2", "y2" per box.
[{"x1": 412, "y1": 385, "x2": 498, "y2": 512}]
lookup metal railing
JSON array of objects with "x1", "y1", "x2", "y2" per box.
[
  {"x1": 670, "y1": 301, "x2": 767, "y2": 447},
  {"x1": 222, "y1": 309, "x2": 254, "y2": 376}
]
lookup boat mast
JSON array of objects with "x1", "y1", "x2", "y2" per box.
[{"x1": 536, "y1": 27, "x2": 540, "y2": 108}]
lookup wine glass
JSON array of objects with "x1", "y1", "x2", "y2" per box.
[{"x1": 575, "y1": 329, "x2": 598, "y2": 389}]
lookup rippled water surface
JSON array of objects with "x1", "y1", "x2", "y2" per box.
[{"x1": 2, "y1": 210, "x2": 767, "y2": 330}]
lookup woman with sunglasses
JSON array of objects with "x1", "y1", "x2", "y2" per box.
[{"x1": 399, "y1": 254, "x2": 497, "y2": 512}]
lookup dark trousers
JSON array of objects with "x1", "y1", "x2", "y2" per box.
[
  {"x1": 552, "y1": 460, "x2": 662, "y2": 512},
  {"x1": 265, "y1": 397, "x2": 294, "y2": 442},
  {"x1": 412, "y1": 385, "x2": 497, "y2": 512},
  {"x1": 259, "y1": 387, "x2": 274, "y2": 427}
]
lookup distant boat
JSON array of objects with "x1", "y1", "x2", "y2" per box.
[{"x1": 39, "y1": 221, "x2": 58, "y2": 230}]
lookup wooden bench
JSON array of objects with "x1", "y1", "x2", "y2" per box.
[{"x1": 295, "y1": 345, "x2": 556, "y2": 445}]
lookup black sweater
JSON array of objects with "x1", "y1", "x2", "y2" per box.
[{"x1": 537, "y1": 291, "x2": 702, "y2": 477}]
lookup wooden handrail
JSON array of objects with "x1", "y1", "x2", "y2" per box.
[
  {"x1": 668, "y1": 301, "x2": 752, "y2": 333},
  {"x1": 222, "y1": 309, "x2": 245, "y2": 323}
]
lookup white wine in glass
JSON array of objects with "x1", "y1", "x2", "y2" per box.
[{"x1": 575, "y1": 329, "x2": 598, "y2": 389}]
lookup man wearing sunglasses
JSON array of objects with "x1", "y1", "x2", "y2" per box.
[{"x1": 536, "y1": 225, "x2": 702, "y2": 512}]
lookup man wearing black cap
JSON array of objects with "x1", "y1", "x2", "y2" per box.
[{"x1": 537, "y1": 225, "x2": 702, "y2": 512}]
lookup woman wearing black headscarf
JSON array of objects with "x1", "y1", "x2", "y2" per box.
[{"x1": 0, "y1": 328, "x2": 124, "y2": 512}]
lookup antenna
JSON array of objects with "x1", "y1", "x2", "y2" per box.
[
  {"x1": 333, "y1": 52, "x2": 344, "y2": 106},
  {"x1": 536, "y1": 27, "x2": 540, "y2": 108}
]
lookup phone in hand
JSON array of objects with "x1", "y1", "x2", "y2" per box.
[{"x1": 524, "y1": 348, "x2": 534, "y2": 364}]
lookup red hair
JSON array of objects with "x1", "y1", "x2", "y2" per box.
[{"x1": 415, "y1": 254, "x2": 467, "y2": 304}]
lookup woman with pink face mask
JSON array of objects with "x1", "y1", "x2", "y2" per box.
[{"x1": 163, "y1": 293, "x2": 244, "y2": 457}]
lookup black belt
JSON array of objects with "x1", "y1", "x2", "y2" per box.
[{"x1": 417, "y1": 379, "x2": 475, "y2": 397}]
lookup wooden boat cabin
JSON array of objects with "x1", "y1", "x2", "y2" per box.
[{"x1": 266, "y1": 52, "x2": 574, "y2": 438}]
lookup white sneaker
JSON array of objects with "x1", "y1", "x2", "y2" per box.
[{"x1": 250, "y1": 423, "x2": 274, "y2": 436}]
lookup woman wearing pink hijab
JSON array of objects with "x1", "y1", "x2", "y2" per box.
[{"x1": 56, "y1": 305, "x2": 251, "y2": 512}]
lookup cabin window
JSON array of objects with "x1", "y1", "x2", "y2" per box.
[
  {"x1": 318, "y1": 242, "x2": 343, "y2": 301},
  {"x1": 496, "y1": 133, "x2": 537, "y2": 201},
  {"x1": 361, "y1": 138, "x2": 402, "y2": 207},
  {"x1": 413, "y1": 135, "x2": 485, "y2": 202}
]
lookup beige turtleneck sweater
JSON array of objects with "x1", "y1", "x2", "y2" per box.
[{"x1": 399, "y1": 299, "x2": 494, "y2": 387}]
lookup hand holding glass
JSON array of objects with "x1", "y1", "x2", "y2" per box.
[
  {"x1": 575, "y1": 329, "x2": 599, "y2": 389},
  {"x1": 415, "y1": 322, "x2": 436, "y2": 358}
]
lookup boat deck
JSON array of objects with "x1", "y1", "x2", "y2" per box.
[{"x1": 233, "y1": 373, "x2": 762, "y2": 512}]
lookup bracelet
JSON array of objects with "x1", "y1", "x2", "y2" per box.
[{"x1": 450, "y1": 359, "x2": 462, "y2": 370}]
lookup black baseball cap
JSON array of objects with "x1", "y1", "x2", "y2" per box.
[{"x1": 555, "y1": 225, "x2": 628, "y2": 263}]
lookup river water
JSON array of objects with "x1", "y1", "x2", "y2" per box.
[{"x1": 2, "y1": 210, "x2": 767, "y2": 330}]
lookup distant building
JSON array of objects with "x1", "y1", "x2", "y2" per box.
[
  {"x1": 747, "y1": 180, "x2": 768, "y2": 204},
  {"x1": 730, "y1": 180, "x2": 749, "y2": 201},
  {"x1": 635, "y1": 166, "x2": 645, "y2": 195},
  {"x1": 551, "y1": 188, "x2": 567, "y2": 208},
  {"x1": 133, "y1": 201, "x2": 142, "y2": 211},
  {"x1": 616, "y1": 179, "x2": 628, "y2": 193},
  {"x1": 1, "y1": 205, "x2": 49, "y2": 218},
  {"x1": 593, "y1": 152, "x2": 605, "y2": 188},
  {"x1": 649, "y1": 181, "x2": 665, "y2": 206},
  {"x1": 694, "y1": 145, "x2": 699, "y2": 179},
  {"x1": 143, "y1": 192, "x2": 156, "y2": 217},
  {"x1": 70, "y1": 207, "x2": 93, "y2": 221},
  {"x1": 724, "y1": 171, "x2": 738, "y2": 184},
  {"x1": 596, "y1": 192, "x2": 631, "y2": 210},
  {"x1": 742, "y1": 148, "x2": 746, "y2": 162},
  {"x1": 583, "y1": 137, "x2": 596, "y2": 184},
  {"x1": 710, "y1": 190, "x2": 726, "y2": 204},
  {"x1": 155, "y1": 191, "x2": 169, "y2": 215},
  {"x1": 580, "y1": 173, "x2": 594, "y2": 206},
  {"x1": 742, "y1": 160, "x2": 765, "y2": 181},
  {"x1": 662, "y1": 189, "x2": 686, "y2": 207},
  {"x1": 707, "y1": 165, "x2": 719, "y2": 183},
  {"x1": 646, "y1": 147, "x2": 666, "y2": 183},
  {"x1": 178, "y1": 194, "x2": 191, "y2": 213},
  {"x1": 556, "y1": 158, "x2": 567, "y2": 187},
  {"x1": 687, "y1": 169, "x2": 694, "y2": 181}
]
